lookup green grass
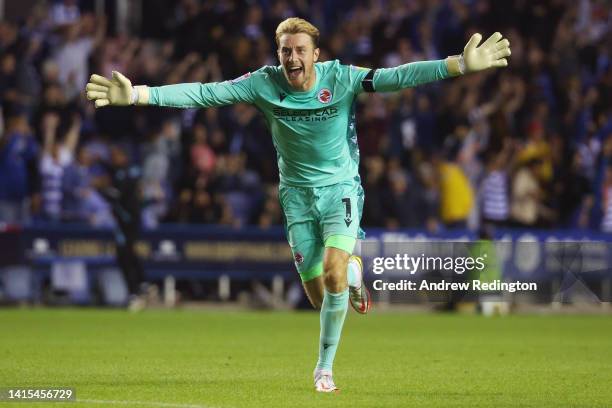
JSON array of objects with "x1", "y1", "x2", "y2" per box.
[{"x1": 0, "y1": 309, "x2": 610, "y2": 408}]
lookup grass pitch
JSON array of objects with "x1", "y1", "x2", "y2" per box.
[{"x1": 0, "y1": 309, "x2": 610, "y2": 408}]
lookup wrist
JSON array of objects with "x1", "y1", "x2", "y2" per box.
[
  {"x1": 130, "y1": 87, "x2": 138, "y2": 105},
  {"x1": 132, "y1": 85, "x2": 149, "y2": 105},
  {"x1": 446, "y1": 54, "x2": 465, "y2": 76}
]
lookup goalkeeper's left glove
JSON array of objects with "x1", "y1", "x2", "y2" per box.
[{"x1": 447, "y1": 32, "x2": 511, "y2": 76}]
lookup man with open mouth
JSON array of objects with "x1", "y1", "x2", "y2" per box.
[{"x1": 85, "y1": 16, "x2": 511, "y2": 393}]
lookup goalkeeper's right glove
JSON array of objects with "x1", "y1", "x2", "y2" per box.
[{"x1": 85, "y1": 71, "x2": 149, "y2": 108}]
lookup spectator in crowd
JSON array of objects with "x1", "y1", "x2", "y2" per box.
[
  {"x1": 62, "y1": 144, "x2": 114, "y2": 227},
  {"x1": 0, "y1": 52, "x2": 18, "y2": 105},
  {"x1": 360, "y1": 156, "x2": 386, "y2": 227},
  {"x1": 510, "y1": 158, "x2": 555, "y2": 228},
  {"x1": 190, "y1": 122, "x2": 216, "y2": 182},
  {"x1": 141, "y1": 119, "x2": 182, "y2": 228},
  {"x1": 0, "y1": 107, "x2": 39, "y2": 223},
  {"x1": 53, "y1": 15, "x2": 106, "y2": 99},
  {"x1": 256, "y1": 184, "x2": 282, "y2": 229},
  {"x1": 39, "y1": 112, "x2": 80, "y2": 221},
  {"x1": 49, "y1": 0, "x2": 80, "y2": 28},
  {"x1": 479, "y1": 150, "x2": 510, "y2": 227},
  {"x1": 189, "y1": 188, "x2": 227, "y2": 225},
  {"x1": 216, "y1": 153, "x2": 262, "y2": 228},
  {"x1": 516, "y1": 120, "x2": 553, "y2": 183},
  {"x1": 383, "y1": 160, "x2": 414, "y2": 229},
  {"x1": 510, "y1": 158, "x2": 539, "y2": 227},
  {"x1": 435, "y1": 149, "x2": 475, "y2": 229},
  {"x1": 555, "y1": 150, "x2": 594, "y2": 228},
  {"x1": 96, "y1": 144, "x2": 145, "y2": 301},
  {"x1": 52, "y1": 14, "x2": 105, "y2": 99}
]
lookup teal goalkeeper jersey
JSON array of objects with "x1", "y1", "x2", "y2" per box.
[{"x1": 149, "y1": 59, "x2": 451, "y2": 187}]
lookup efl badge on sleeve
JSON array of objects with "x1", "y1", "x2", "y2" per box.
[{"x1": 230, "y1": 72, "x2": 251, "y2": 84}]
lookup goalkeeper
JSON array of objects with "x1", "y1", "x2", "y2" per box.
[{"x1": 86, "y1": 17, "x2": 510, "y2": 393}]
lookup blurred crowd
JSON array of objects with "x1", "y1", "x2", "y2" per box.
[{"x1": 0, "y1": 0, "x2": 611, "y2": 233}]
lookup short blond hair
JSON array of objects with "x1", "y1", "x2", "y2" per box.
[{"x1": 275, "y1": 17, "x2": 320, "y2": 48}]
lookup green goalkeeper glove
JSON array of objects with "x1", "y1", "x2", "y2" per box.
[
  {"x1": 85, "y1": 71, "x2": 149, "y2": 108},
  {"x1": 447, "y1": 32, "x2": 511, "y2": 76}
]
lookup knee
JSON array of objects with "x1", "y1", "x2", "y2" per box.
[{"x1": 323, "y1": 255, "x2": 349, "y2": 292}]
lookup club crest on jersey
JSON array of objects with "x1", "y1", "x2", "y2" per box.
[
  {"x1": 294, "y1": 252, "x2": 304, "y2": 264},
  {"x1": 317, "y1": 88, "x2": 332, "y2": 104},
  {"x1": 230, "y1": 72, "x2": 251, "y2": 84}
]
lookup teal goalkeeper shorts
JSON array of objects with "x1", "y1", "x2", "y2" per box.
[{"x1": 279, "y1": 176, "x2": 365, "y2": 282}]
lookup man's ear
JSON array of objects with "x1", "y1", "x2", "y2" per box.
[{"x1": 314, "y1": 48, "x2": 320, "y2": 62}]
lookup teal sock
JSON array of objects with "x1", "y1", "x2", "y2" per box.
[
  {"x1": 347, "y1": 259, "x2": 361, "y2": 288},
  {"x1": 316, "y1": 289, "x2": 349, "y2": 371}
]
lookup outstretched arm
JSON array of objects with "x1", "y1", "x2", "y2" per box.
[
  {"x1": 41, "y1": 113, "x2": 60, "y2": 155},
  {"x1": 357, "y1": 32, "x2": 511, "y2": 93},
  {"x1": 63, "y1": 115, "x2": 82, "y2": 154},
  {"x1": 86, "y1": 71, "x2": 257, "y2": 109}
]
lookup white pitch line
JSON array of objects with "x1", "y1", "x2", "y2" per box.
[{"x1": 78, "y1": 398, "x2": 216, "y2": 408}]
